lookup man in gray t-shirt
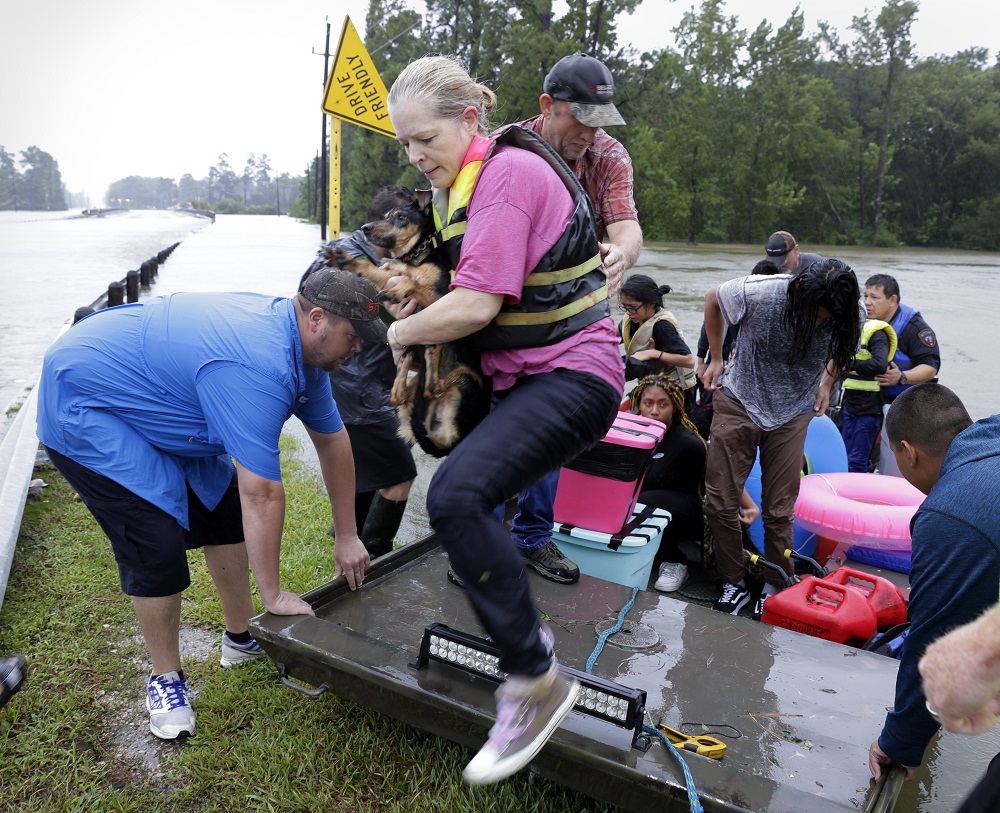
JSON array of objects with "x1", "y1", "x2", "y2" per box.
[{"x1": 702, "y1": 261, "x2": 865, "y2": 620}]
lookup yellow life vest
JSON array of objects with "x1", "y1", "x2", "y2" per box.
[
  {"x1": 622, "y1": 310, "x2": 698, "y2": 391},
  {"x1": 843, "y1": 319, "x2": 898, "y2": 392}
]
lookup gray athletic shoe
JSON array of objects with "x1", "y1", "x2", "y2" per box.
[
  {"x1": 522, "y1": 541, "x2": 580, "y2": 584},
  {"x1": 462, "y1": 665, "x2": 579, "y2": 785},
  {"x1": 146, "y1": 670, "x2": 195, "y2": 740},
  {"x1": 220, "y1": 632, "x2": 266, "y2": 668}
]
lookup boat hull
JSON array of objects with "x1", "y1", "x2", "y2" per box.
[{"x1": 249, "y1": 533, "x2": 996, "y2": 812}]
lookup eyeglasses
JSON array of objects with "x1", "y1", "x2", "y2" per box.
[{"x1": 618, "y1": 302, "x2": 643, "y2": 315}]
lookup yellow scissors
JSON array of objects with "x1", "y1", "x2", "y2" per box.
[{"x1": 656, "y1": 723, "x2": 728, "y2": 759}]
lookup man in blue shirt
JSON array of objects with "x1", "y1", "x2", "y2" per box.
[
  {"x1": 868, "y1": 384, "x2": 1000, "y2": 783},
  {"x1": 36, "y1": 268, "x2": 384, "y2": 740}
]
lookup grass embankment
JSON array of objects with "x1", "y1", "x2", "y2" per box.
[{"x1": 0, "y1": 438, "x2": 620, "y2": 813}]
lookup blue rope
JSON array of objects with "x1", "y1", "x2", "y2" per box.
[
  {"x1": 642, "y1": 724, "x2": 705, "y2": 813},
  {"x1": 585, "y1": 585, "x2": 640, "y2": 673},
  {"x1": 584, "y1": 585, "x2": 704, "y2": 813}
]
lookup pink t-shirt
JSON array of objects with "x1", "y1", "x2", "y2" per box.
[{"x1": 451, "y1": 144, "x2": 624, "y2": 393}]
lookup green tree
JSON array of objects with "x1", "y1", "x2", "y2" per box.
[
  {"x1": 242, "y1": 153, "x2": 256, "y2": 205},
  {"x1": 178, "y1": 173, "x2": 205, "y2": 206},
  {"x1": 889, "y1": 50, "x2": 1000, "y2": 248},
  {"x1": 213, "y1": 153, "x2": 238, "y2": 201},
  {"x1": 338, "y1": 0, "x2": 427, "y2": 232},
  {"x1": 0, "y1": 146, "x2": 17, "y2": 210},
  {"x1": 106, "y1": 176, "x2": 178, "y2": 208},
  {"x1": 856, "y1": 0, "x2": 918, "y2": 245},
  {"x1": 253, "y1": 154, "x2": 273, "y2": 206},
  {"x1": 18, "y1": 146, "x2": 66, "y2": 210}
]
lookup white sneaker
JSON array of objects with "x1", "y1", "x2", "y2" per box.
[
  {"x1": 146, "y1": 670, "x2": 195, "y2": 739},
  {"x1": 463, "y1": 665, "x2": 578, "y2": 785},
  {"x1": 654, "y1": 562, "x2": 688, "y2": 592}
]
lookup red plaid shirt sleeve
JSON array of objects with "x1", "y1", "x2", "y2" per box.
[{"x1": 518, "y1": 116, "x2": 638, "y2": 239}]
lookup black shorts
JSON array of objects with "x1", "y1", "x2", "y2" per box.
[
  {"x1": 45, "y1": 447, "x2": 244, "y2": 598},
  {"x1": 345, "y1": 419, "x2": 417, "y2": 492}
]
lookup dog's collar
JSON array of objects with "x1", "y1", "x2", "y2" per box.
[{"x1": 399, "y1": 234, "x2": 434, "y2": 264}]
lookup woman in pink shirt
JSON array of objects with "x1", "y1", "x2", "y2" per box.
[{"x1": 384, "y1": 55, "x2": 623, "y2": 786}]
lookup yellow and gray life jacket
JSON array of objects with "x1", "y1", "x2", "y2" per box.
[
  {"x1": 622, "y1": 310, "x2": 698, "y2": 390},
  {"x1": 843, "y1": 319, "x2": 898, "y2": 392},
  {"x1": 432, "y1": 125, "x2": 610, "y2": 350}
]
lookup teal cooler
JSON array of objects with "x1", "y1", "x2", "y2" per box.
[{"x1": 551, "y1": 504, "x2": 671, "y2": 589}]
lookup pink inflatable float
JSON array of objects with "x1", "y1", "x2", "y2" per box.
[{"x1": 794, "y1": 472, "x2": 925, "y2": 552}]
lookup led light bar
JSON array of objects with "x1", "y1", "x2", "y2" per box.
[{"x1": 411, "y1": 623, "x2": 652, "y2": 751}]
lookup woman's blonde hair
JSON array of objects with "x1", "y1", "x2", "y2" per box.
[{"x1": 388, "y1": 55, "x2": 496, "y2": 135}]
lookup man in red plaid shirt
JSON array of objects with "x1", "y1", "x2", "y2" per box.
[
  {"x1": 519, "y1": 52, "x2": 642, "y2": 299},
  {"x1": 507, "y1": 52, "x2": 644, "y2": 585}
]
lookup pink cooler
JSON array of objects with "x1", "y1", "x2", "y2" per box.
[{"x1": 553, "y1": 413, "x2": 666, "y2": 534}]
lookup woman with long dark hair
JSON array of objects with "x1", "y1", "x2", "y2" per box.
[{"x1": 701, "y1": 258, "x2": 864, "y2": 621}]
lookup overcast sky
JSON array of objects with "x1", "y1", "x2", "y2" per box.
[{"x1": 3, "y1": 0, "x2": 997, "y2": 203}]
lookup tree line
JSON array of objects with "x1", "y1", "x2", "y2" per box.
[
  {"x1": 106, "y1": 153, "x2": 302, "y2": 215},
  {"x1": 0, "y1": 145, "x2": 67, "y2": 211},
  {"x1": 333, "y1": 0, "x2": 1000, "y2": 251}
]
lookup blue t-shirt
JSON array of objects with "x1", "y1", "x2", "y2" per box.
[{"x1": 37, "y1": 293, "x2": 343, "y2": 527}]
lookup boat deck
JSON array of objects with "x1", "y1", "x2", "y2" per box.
[{"x1": 250, "y1": 534, "x2": 998, "y2": 811}]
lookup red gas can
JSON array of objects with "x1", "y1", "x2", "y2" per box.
[
  {"x1": 761, "y1": 577, "x2": 878, "y2": 645},
  {"x1": 822, "y1": 567, "x2": 908, "y2": 629}
]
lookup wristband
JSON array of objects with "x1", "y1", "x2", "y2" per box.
[
  {"x1": 388, "y1": 321, "x2": 407, "y2": 349},
  {"x1": 659, "y1": 351, "x2": 664, "y2": 362}
]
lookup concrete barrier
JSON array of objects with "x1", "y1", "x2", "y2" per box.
[{"x1": 0, "y1": 382, "x2": 43, "y2": 613}]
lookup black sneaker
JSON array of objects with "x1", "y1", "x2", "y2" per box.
[
  {"x1": 0, "y1": 655, "x2": 27, "y2": 709},
  {"x1": 523, "y1": 542, "x2": 580, "y2": 584},
  {"x1": 752, "y1": 592, "x2": 766, "y2": 622},
  {"x1": 713, "y1": 582, "x2": 751, "y2": 615}
]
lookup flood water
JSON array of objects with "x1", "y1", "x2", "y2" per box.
[
  {"x1": 3, "y1": 211, "x2": 997, "y2": 420},
  {"x1": 2, "y1": 210, "x2": 999, "y2": 810},
  {"x1": 3, "y1": 210, "x2": 999, "y2": 544}
]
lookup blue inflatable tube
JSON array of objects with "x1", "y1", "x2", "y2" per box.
[{"x1": 743, "y1": 415, "x2": 847, "y2": 556}]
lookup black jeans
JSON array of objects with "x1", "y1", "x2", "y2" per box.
[{"x1": 427, "y1": 369, "x2": 619, "y2": 677}]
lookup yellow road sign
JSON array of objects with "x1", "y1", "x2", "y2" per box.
[{"x1": 322, "y1": 17, "x2": 395, "y2": 137}]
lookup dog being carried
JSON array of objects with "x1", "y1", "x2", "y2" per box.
[{"x1": 319, "y1": 185, "x2": 491, "y2": 458}]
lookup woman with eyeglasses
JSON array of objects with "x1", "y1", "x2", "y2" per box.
[{"x1": 618, "y1": 274, "x2": 697, "y2": 411}]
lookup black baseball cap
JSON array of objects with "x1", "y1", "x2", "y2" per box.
[
  {"x1": 300, "y1": 267, "x2": 387, "y2": 344},
  {"x1": 543, "y1": 53, "x2": 626, "y2": 128},
  {"x1": 764, "y1": 231, "x2": 797, "y2": 266}
]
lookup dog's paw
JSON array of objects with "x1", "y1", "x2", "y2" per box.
[{"x1": 318, "y1": 244, "x2": 356, "y2": 267}]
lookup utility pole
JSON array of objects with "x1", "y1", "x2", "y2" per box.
[
  {"x1": 318, "y1": 21, "x2": 331, "y2": 240},
  {"x1": 306, "y1": 154, "x2": 314, "y2": 220}
]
